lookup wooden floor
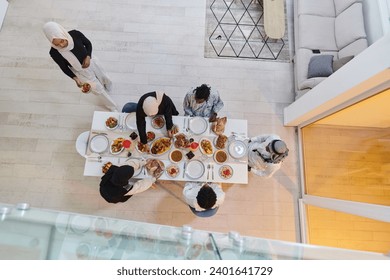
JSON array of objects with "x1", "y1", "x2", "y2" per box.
[{"x1": 0, "y1": 0, "x2": 299, "y2": 242}]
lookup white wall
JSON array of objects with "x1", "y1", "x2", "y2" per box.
[
  {"x1": 284, "y1": 31, "x2": 390, "y2": 127},
  {"x1": 362, "y1": 0, "x2": 384, "y2": 44},
  {"x1": 0, "y1": 0, "x2": 8, "y2": 31}
]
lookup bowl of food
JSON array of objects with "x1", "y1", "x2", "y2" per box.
[
  {"x1": 81, "y1": 83, "x2": 91, "y2": 94},
  {"x1": 219, "y1": 165, "x2": 233, "y2": 179},
  {"x1": 200, "y1": 138, "x2": 213, "y2": 156},
  {"x1": 150, "y1": 137, "x2": 172, "y2": 156},
  {"x1": 110, "y1": 138, "x2": 125, "y2": 154},
  {"x1": 214, "y1": 134, "x2": 228, "y2": 149},
  {"x1": 151, "y1": 115, "x2": 165, "y2": 129},
  {"x1": 166, "y1": 164, "x2": 180, "y2": 178},
  {"x1": 145, "y1": 159, "x2": 165, "y2": 178},
  {"x1": 174, "y1": 133, "x2": 189, "y2": 149},
  {"x1": 214, "y1": 150, "x2": 228, "y2": 164},
  {"x1": 136, "y1": 142, "x2": 150, "y2": 154},
  {"x1": 169, "y1": 149, "x2": 183, "y2": 163},
  {"x1": 105, "y1": 117, "x2": 118, "y2": 130},
  {"x1": 146, "y1": 131, "x2": 155, "y2": 142},
  {"x1": 102, "y1": 162, "x2": 112, "y2": 174}
]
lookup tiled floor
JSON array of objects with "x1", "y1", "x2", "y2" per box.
[{"x1": 0, "y1": 0, "x2": 299, "y2": 242}]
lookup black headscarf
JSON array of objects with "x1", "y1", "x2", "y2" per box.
[{"x1": 99, "y1": 165, "x2": 135, "y2": 203}]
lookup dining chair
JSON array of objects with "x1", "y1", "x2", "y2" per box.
[
  {"x1": 189, "y1": 206, "x2": 219, "y2": 218},
  {"x1": 75, "y1": 131, "x2": 90, "y2": 158}
]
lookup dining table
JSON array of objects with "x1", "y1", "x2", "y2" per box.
[{"x1": 83, "y1": 111, "x2": 249, "y2": 184}]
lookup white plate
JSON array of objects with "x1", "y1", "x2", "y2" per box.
[
  {"x1": 110, "y1": 140, "x2": 124, "y2": 155},
  {"x1": 228, "y1": 140, "x2": 247, "y2": 159},
  {"x1": 89, "y1": 134, "x2": 109, "y2": 153},
  {"x1": 199, "y1": 138, "x2": 213, "y2": 156},
  {"x1": 105, "y1": 117, "x2": 118, "y2": 130},
  {"x1": 125, "y1": 113, "x2": 137, "y2": 130},
  {"x1": 124, "y1": 159, "x2": 143, "y2": 177},
  {"x1": 189, "y1": 117, "x2": 208, "y2": 135},
  {"x1": 185, "y1": 160, "x2": 205, "y2": 179},
  {"x1": 166, "y1": 164, "x2": 180, "y2": 178}
]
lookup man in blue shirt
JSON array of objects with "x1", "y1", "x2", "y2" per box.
[{"x1": 183, "y1": 84, "x2": 224, "y2": 122}]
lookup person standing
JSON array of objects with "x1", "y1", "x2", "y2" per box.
[
  {"x1": 248, "y1": 134, "x2": 289, "y2": 178},
  {"x1": 136, "y1": 91, "x2": 179, "y2": 145},
  {"x1": 183, "y1": 84, "x2": 224, "y2": 122},
  {"x1": 183, "y1": 182, "x2": 225, "y2": 212},
  {"x1": 99, "y1": 159, "x2": 156, "y2": 204},
  {"x1": 42, "y1": 21, "x2": 118, "y2": 111}
]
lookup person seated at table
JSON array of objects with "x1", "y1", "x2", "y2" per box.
[
  {"x1": 99, "y1": 159, "x2": 156, "y2": 204},
  {"x1": 248, "y1": 134, "x2": 289, "y2": 178},
  {"x1": 183, "y1": 84, "x2": 224, "y2": 122},
  {"x1": 136, "y1": 91, "x2": 179, "y2": 145},
  {"x1": 183, "y1": 182, "x2": 225, "y2": 211}
]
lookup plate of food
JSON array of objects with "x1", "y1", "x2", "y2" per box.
[
  {"x1": 214, "y1": 134, "x2": 228, "y2": 149},
  {"x1": 169, "y1": 149, "x2": 183, "y2": 163},
  {"x1": 110, "y1": 137, "x2": 125, "y2": 154},
  {"x1": 90, "y1": 134, "x2": 109, "y2": 153},
  {"x1": 166, "y1": 164, "x2": 180, "y2": 178},
  {"x1": 136, "y1": 142, "x2": 150, "y2": 154},
  {"x1": 228, "y1": 140, "x2": 247, "y2": 159},
  {"x1": 185, "y1": 160, "x2": 205, "y2": 180},
  {"x1": 124, "y1": 158, "x2": 143, "y2": 177},
  {"x1": 146, "y1": 131, "x2": 156, "y2": 142},
  {"x1": 174, "y1": 133, "x2": 189, "y2": 149},
  {"x1": 219, "y1": 165, "x2": 233, "y2": 179},
  {"x1": 102, "y1": 161, "x2": 112, "y2": 174},
  {"x1": 145, "y1": 159, "x2": 165, "y2": 178},
  {"x1": 214, "y1": 150, "x2": 228, "y2": 164},
  {"x1": 81, "y1": 83, "x2": 91, "y2": 94},
  {"x1": 188, "y1": 116, "x2": 208, "y2": 135},
  {"x1": 200, "y1": 138, "x2": 213, "y2": 156},
  {"x1": 105, "y1": 116, "x2": 118, "y2": 130},
  {"x1": 150, "y1": 137, "x2": 172, "y2": 156},
  {"x1": 151, "y1": 115, "x2": 165, "y2": 129},
  {"x1": 125, "y1": 113, "x2": 137, "y2": 130},
  {"x1": 211, "y1": 117, "x2": 227, "y2": 135}
]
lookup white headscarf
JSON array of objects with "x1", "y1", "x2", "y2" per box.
[
  {"x1": 42, "y1": 22, "x2": 83, "y2": 71},
  {"x1": 143, "y1": 91, "x2": 164, "y2": 116}
]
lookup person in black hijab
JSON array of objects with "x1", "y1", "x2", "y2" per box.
[{"x1": 99, "y1": 161, "x2": 155, "y2": 203}]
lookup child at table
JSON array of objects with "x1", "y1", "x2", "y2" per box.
[{"x1": 99, "y1": 159, "x2": 155, "y2": 203}]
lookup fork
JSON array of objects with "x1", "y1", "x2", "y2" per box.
[{"x1": 207, "y1": 164, "x2": 210, "y2": 180}]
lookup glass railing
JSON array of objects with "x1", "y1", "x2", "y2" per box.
[{"x1": 0, "y1": 202, "x2": 388, "y2": 260}]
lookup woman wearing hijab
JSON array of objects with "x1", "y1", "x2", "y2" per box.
[
  {"x1": 42, "y1": 22, "x2": 118, "y2": 111},
  {"x1": 99, "y1": 159, "x2": 156, "y2": 203},
  {"x1": 136, "y1": 91, "x2": 179, "y2": 145}
]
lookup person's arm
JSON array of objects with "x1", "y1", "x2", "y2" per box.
[
  {"x1": 162, "y1": 95, "x2": 175, "y2": 130},
  {"x1": 182, "y1": 182, "x2": 201, "y2": 208},
  {"x1": 211, "y1": 184, "x2": 225, "y2": 207},
  {"x1": 183, "y1": 90, "x2": 194, "y2": 116},
  {"x1": 127, "y1": 177, "x2": 156, "y2": 195},
  {"x1": 49, "y1": 49, "x2": 76, "y2": 79},
  {"x1": 250, "y1": 134, "x2": 273, "y2": 143},
  {"x1": 73, "y1": 30, "x2": 92, "y2": 68},
  {"x1": 211, "y1": 88, "x2": 224, "y2": 114},
  {"x1": 136, "y1": 105, "x2": 148, "y2": 144}
]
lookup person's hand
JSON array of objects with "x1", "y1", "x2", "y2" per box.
[
  {"x1": 209, "y1": 112, "x2": 217, "y2": 122},
  {"x1": 73, "y1": 77, "x2": 83, "y2": 87},
  {"x1": 82, "y1": 56, "x2": 91, "y2": 68},
  {"x1": 167, "y1": 124, "x2": 178, "y2": 138}
]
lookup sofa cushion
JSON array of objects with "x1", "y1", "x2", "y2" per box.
[
  {"x1": 297, "y1": 0, "x2": 335, "y2": 17},
  {"x1": 333, "y1": 55, "x2": 354, "y2": 71},
  {"x1": 299, "y1": 77, "x2": 327, "y2": 91},
  {"x1": 338, "y1": 38, "x2": 368, "y2": 58},
  {"x1": 334, "y1": 0, "x2": 361, "y2": 15},
  {"x1": 298, "y1": 15, "x2": 337, "y2": 50},
  {"x1": 307, "y1": 55, "x2": 334, "y2": 78},
  {"x1": 335, "y1": 3, "x2": 366, "y2": 49}
]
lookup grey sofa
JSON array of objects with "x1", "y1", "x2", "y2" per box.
[{"x1": 293, "y1": 0, "x2": 368, "y2": 99}]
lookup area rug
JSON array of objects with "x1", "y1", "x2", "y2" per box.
[{"x1": 204, "y1": 0, "x2": 290, "y2": 61}]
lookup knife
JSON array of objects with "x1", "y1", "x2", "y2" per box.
[{"x1": 182, "y1": 161, "x2": 187, "y2": 178}]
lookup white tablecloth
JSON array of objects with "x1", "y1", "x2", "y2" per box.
[{"x1": 83, "y1": 111, "x2": 248, "y2": 184}]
